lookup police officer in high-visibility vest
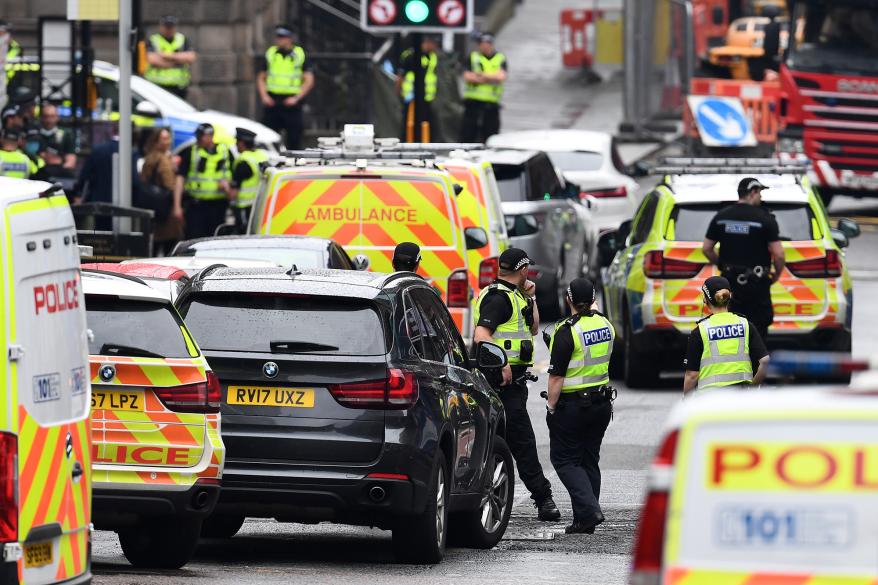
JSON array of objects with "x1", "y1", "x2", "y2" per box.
[
  {"x1": 474, "y1": 247, "x2": 561, "y2": 521},
  {"x1": 0, "y1": 129, "x2": 37, "y2": 178},
  {"x1": 396, "y1": 35, "x2": 439, "y2": 142},
  {"x1": 546, "y1": 277, "x2": 615, "y2": 534},
  {"x1": 228, "y1": 128, "x2": 268, "y2": 232},
  {"x1": 145, "y1": 16, "x2": 197, "y2": 99},
  {"x1": 460, "y1": 33, "x2": 507, "y2": 143},
  {"x1": 683, "y1": 276, "x2": 770, "y2": 395},
  {"x1": 1, "y1": 20, "x2": 23, "y2": 84},
  {"x1": 174, "y1": 123, "x2": 234, "y2": 240},
  {"x1": 257, "y1": 25, "x2": 315, "y2": 151}
]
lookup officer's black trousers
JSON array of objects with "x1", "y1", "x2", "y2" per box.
[
  {"x1": 232, "y1": 206, "x2": 251, "y2": 233},
  {"x1": 499, "y1": 380, "x2": 552, "y2": 503},
  {"x1": 724, "y1": 275, "x2": 773, "y2": 341},
  {"x1": 184, "y1": 199, "x2": 228, "y2": 240},
  {"x1": 547, "y1": 396, "x2": 612, "y2": 521},
  {"x1": 460, "y1": 100, "x2": 501, "y2": 143},
  {"x1": 264, "y1": 101, "x2": 304, "y2": 150}
]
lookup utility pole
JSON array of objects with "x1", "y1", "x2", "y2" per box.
[{"x1": 117, "y1": 0, "x2": 132, "y2": 229}]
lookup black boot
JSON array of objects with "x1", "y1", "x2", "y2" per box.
[
  {"x1": 536, "y1": 496, "x2": 561, "y2": 521},
  {"x1": 565, "y1": 512, "x2": 605, "y2": 534}
]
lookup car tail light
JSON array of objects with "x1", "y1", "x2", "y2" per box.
[
  {"x1": 154, "y1": 371, "x2": 222, "y2": 413},
  {"x1": 479, "y1": 257, "x2": 498, "y2": 289},
  {"x1": 367, "y1": 473, "x2": 410, "y2": 480},
  {"x1": 643, "y1": 251, "x2": 704, "y2": 279},
  {"x1": 630, "y1": 429, "x2": 678, "y2": 585},
  {"x1": 0, "y1": 432, "x2": 18, "y2": 543},
  {"x1": 328, "y1": 369, "x2": 418, "y2": 410},
  {"x1": 787, "y1": 250, "x2": 841, "y2": 278},
  {"x1": 447, "y1": 269, "x2": 470, "y2": 308},
  {"x1": 581, "y1": 185, "x2": 628, "y2": 199}
]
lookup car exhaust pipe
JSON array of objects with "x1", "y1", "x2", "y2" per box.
[
  {"x1": 193, "y1": 489, "x2": 210, "y2": 510},
  {"x1": 368, "y1": 485, "x2": 386, "y2": 503}
]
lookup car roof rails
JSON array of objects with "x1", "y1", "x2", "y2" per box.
[
  {"x1": 654, "y1": 157, "x2": 810, "y2": 176},
  {"x1": 192, "y1": 263, "x2": 228, "y2": 281},
  {"x1": 81, "y1": 268, "x2": 149, "y2": 288},
  {"x1": 378, "y1": 271, "x2": 426, "y2": 288}
]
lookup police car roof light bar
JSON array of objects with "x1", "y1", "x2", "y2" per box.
[
  {"x1": 768, "y1": 350, "x2": 870, "y2": 377},
  {"x1": 393, "y1": 143, "x2": 485, "y2": 152},
  {"x1": 655, "y1": 157, "x2": 811, "y2": 176},
  {"x1": 282, "y1": 149, "x2": 438, "y2": 161}
]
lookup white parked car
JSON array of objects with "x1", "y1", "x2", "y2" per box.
[{"x1": 487, "y1": 129, "x2": 639, "y2": 232}]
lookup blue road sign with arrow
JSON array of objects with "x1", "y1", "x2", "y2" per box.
[{"x1": 687, "y1": 96, "x2": 757, "y2": 148}]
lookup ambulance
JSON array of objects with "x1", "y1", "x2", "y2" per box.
[
  {"x1": 82, "y1": 271, "x2": 224, "y2": 569},
  {"x1": 0, "y1": 179, "x2": 92, "y2": 585},
  {"x1": 249, "y1": 125, "x2": 477, "y2": 341},
  {"x1": 631, "y1": 369, "x2": 878, "y2": 584}
]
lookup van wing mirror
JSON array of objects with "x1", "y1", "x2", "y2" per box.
[
  {"x1": 464, "y1": 227, "x2": 489, "y2": 250},
  {"x1": 830, "y1": 228, "x2": 849, "y2": 249},
  {"x1": 475, "y1": 342, "x2": 507, "y2": 369},
  {"x1": 836, "y1": 218, "x2": 860, "y2": 239},
  {"x1": 453, "y1": 184, "x2": 464, "y2": 196}
]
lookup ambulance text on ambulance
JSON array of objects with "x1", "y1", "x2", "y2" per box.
[{"x1": 303, "y1": 207, "x2": 419, "y2": 223}]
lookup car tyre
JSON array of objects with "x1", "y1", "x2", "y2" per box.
[
  {"x1": 449, "y1": 436, "x2": 514, "y2": 549},
  {"x1": 118, "y1": 517, "x2": 202, "y2": 569},
  {"x1": 392, "y1": 449, "x2": 449, "y2": 564},
  {"x1": 200, "y1": 513, "x2": 245, "y2": 539},
  {"x1": 623, "y1": 319, "x2": 658, "y2": 388}
]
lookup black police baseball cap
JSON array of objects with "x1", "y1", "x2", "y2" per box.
[
  {"x1": 702, "y1": 275, "x2": 731, "y2": 304},
  {"x1": 498, "y1": 248, "x2": 531, "y2": 272},
  {"x1": 160, "y1": 15, "x2": 179, "y2": 25},
  {"x1": 479, "y1": 33, "x2": 496, "y2": 44},
  {"x1": 2, "y1": 104, "x2": 21, "y2": 120},
  {"x1": 567, "y1": 277, "x2": 596, "y2": 306},
  {"x1": 275, "y1": 25, "x2": 294, "y2": 38},
  {"x1": 737, "y1": 177, "x2": 770, "y2": 197},
  {"x1": 393, "y1": 242, "x2": 421, "y2": 269},
  {"x1": 195, "y1": 123, "x2": 214, "y2": 138},
  {"x1": 235, "y1": 127, "x2": 257, "y2": 146},
  {"x1": 1, "y1": 128, "x2": 22, "y2": 141}
]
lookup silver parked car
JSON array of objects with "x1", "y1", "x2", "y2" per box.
[{"x1": 476, "y1": 149, "x2": 598, "y2": 318}]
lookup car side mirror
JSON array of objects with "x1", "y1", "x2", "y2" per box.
[
  {"x1": 476, "y1": 341, "x2": 507, "y2": 369},
  {"x1": 352, "y1": 254, "x2": 371, "y2": 271},
  {"x1": 830, "y1": 228, "x2": 849, "y2": 249},
  {"x1": 597, "y1": 230, "x2": 621, "y2": 267},
  {"x1": 453, "y1": 184, "x2": 464, "y2": 196},
  {"x1": 836, "y1": 218, "x2": 860, "y2": 239},
  {"x1": 213, "y1": 224, "x2": 237, "y2": 236},
  {"x1": 134, "y1": 100, "x2": 160, "y2": 118},
  {"x1": 617, "y1": 219, "x2": 632, "y2": 246},
  {"x1": 627, "y1": 161, "x2": 651, "y2": 178},
  {"x1": 464, "y1": 227, "x2": 489, "y2": 250}
]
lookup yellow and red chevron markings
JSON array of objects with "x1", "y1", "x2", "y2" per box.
[{"x1": 667, "y1": 567, "x2": 878, "y2": 585}]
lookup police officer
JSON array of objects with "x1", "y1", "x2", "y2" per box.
[
  {"x1": 145, "y1": 16, "x2": 196, "y2": 99},
  {"x1": 2, "y1": 20, "x2": 22, "y2": 85},
  {"x1": 392, "y1": 242, "x2": 421, "y2": 273},
  {"x1": 683, "y1": 276, "x2": 770, "y2": 395},
  {"x1": 0, "y1": 129, "x2": 37, "y2": 178},
  {"x1": 396, "y1": 35, "x2": 439, "y2": 142},
  {"x1": 228, "y1": 128, "x2": 268, "y2": 232},
  {"x1": 460, "y1": 33, "x2": 507, "y2": 143},
  {"x1": 702, "y1": 178, "x2": 786, "y2": 341},
  {"x1": 257, "y1": 25, "x2": 315, "y2": 151},
  {"x1": 474, "y1": 247, "x2": 560, "y2": 521},
  {"x1": 174, "y1": 123, "x2": 233, "y2": 239},
  {"x1": 546, "y1": 277, "x2": 614, "y2": 534}
]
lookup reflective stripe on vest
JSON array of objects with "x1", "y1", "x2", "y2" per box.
[
  {"x1": 0, "y1": 150, "x2": 35, "y2": 179},
  {"x1": 185, "y1": 144, "x2": 231, "y2": 201},
  {"x1": 144, "y1": 33, "x2": 191, "y2": 88},
  {"x1": 697, "y1": 312, "x2": 753, "y2": 390},
  {"x1": 401, "y1": 51, "x2": 438, "y2": 103},
  {"x1": 265, "y1": 45, "x2": 305, "y2": 95},
  {"x1": 552, "y1": 314, "x2": 614, "y2": 392},
  {"x1": 473, "y1": 282, "x2": 533, "y2": 366},
  {"x1": 463, "y1": 51, "x2": 506, "y2": 104},
  {"x1": 232, "y1": 149, "x2": 269, "y2": 208}
]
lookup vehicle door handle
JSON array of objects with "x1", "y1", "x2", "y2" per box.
[{"x1": 71, "y1": 462, "x2": 83, "y2": 483}]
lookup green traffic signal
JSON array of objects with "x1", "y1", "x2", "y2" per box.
[{"x1": 404, "y1": 0, "x2": 430, "y2": 23}]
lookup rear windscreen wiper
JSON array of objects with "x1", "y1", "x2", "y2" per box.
[
  {"x1": 269, "y1": 340, "x2": 340, "y2": 353},
  {"x1": 99, "y1": 343, "x2": 165, "y2": 359}
]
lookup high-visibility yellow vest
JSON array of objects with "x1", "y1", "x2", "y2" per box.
[
  {"x1": 400, "y1": 50, "x2": 438, "y2": 103},
  {"x1": 232, "y1": 149, "x2": 269, "y2": 208},
  {"x1": 0, "y1": 149, "x2": 37, "y2": 179},
  {"x1": 463, "y1": 51, "x2": 506, "y2": 104},
  {"x1": 5, "y1": 39, "x2": 21, "y2": 81},
  {"x1": 473, "y1": 281, "x2": 533, "y2": 366},
  {"x1": 184, "y1": 144, "x2": 231, "y2": 201},
  {"x1": 551, "y1": 313, "x2": 614, "y2": 392},
  {"x1": 265, "y1": 45, "x2": 306, "y2": 96},
  {"x1": 144, "y1": 33, "x2": 191, "y2": 89},
  {"x1": 697, "y1": 312, "x2": 753, "y2": 390}
]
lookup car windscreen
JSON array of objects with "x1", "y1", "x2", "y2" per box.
[
  {"x1": 86, "y1": 297, "x2": 193, "y2": 358},
  {"x1": 545, "y1": 151, "x2": 603, "y2": 173},
  {"x1": 180, "y1": 294, "x2": 387, "y2": 356},
  {"x1": 505, "y1": 213, "x2": 541, "y2": 237},
  {"x1": 668, "y1": 203, "x2": 818, "y2": 242},
  {"x1": 181, "y1": 246, "x2": 325, "y2": 268},
  {"x1": 492, "y1": 164, "x2": 528, "y2": 202}
]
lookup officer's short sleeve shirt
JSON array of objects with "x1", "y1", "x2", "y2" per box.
[
  {"x1": 476, "y1": 291, "x2": 512, "y2": 332},
  {"x1": 547, "y1": 321, "x2": 575, "y2": 376},
  {"x1": 176, "y1": 145, "x2": 193, "y2": 177},
  {"x1": 684, "y1": 316, "x2": 770, "y2": 371},
  {"x1": 705, "y1": 203, "x2": 780, "y2": 267},
  {"x1": 230, "y1": 159, "x2": 253, "y2": 189}
]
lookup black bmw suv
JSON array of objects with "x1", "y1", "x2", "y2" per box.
[{"x1": 175, "y1": 267, "x2": 513, "y2": 563}]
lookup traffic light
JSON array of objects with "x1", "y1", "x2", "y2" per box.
[{"x1": 361, "y1": 0, "x2": 473, "y2": 33}]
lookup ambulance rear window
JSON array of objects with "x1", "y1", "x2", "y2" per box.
[
  {"x1": 86, "y1": 297, "x2": 193, "y2": 358},
  {"x1": 668, "y1": 203, "x2": 818, "y2": 241}
]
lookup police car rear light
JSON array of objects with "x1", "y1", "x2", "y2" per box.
[
  {"x1": 0, "y1": 432, "x2": 18, "y2": 543},
  {"x1": 654, "y1": 429, "x2": 679, "y2": 467},
  {"x1": 328, "y1": 369, "x2": 418, "y2": 410},
  {"x1": 643, "y1": 251, "x2": 703, "y2": 279},
  {"x1": 367, "y1": 473, "x2": 410, "y2": 481},
  {"x1": 581, "y1": 185, "x2": 627, "y2": 199},
  {"x1": 447, "y1": 269, "x2": 470, "y2": 308},
  {"x1": 479, "y1": 257, "x2": 499, "y2": 289},
  {"x1": 154, "y1": 372, "x2": 222, "y2": 413},
  {"x1": 769, "y1": 350, "x2": 869, "y2": 377},
  {"x1": 787, "y1": 250, "x2": 841, "y2": 278}
]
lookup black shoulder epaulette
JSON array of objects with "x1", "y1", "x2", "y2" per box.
[
  {"x1": 560, "y1": 315, "x2": 578, "y2": 328},
  {"x1": 695, "y1": 315, "x2": 710, "y2": 325}
]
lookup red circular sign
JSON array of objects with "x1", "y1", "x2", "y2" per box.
[
  {"x1": 438, "y1": 0, "x2": 465, "y2": 26},
  {"x1": 369, "y1": 0, "x2": 397, "y2": 25}
]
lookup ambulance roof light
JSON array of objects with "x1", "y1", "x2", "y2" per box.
[{"x1": 341, "y1": 124, "x2": 376, "y2": 154}]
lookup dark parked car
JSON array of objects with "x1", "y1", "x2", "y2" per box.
[
  {"x1": 171, "y1": 234, "x2": 367, "y2": 270},
  {"x1": 175, "y1": 267, "x2": 513, "y2": 563}
]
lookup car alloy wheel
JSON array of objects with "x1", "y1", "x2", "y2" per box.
[
  {"x1": 480, "y1": 453, "x2": 510, "y2": 533},
  {"x1": 436, "y1": 464, "x2": 447, "y2": 544}
]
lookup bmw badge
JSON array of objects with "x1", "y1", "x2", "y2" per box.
[
  {"x1": 99, "y1": 364, "x2": 116, "y2": 382},
  {"x1": 263, "y1": 362, "x2": 279, "y2": 379}
]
